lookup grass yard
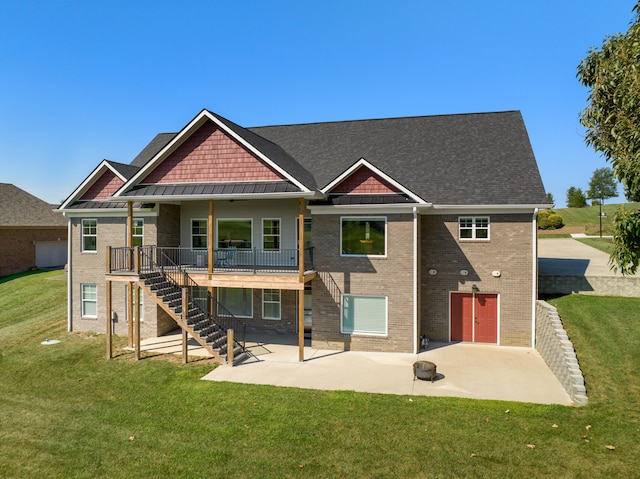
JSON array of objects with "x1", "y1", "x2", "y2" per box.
[
  {"x1": 1, "y1": 271, "x2": 640, "y2": 478},
  {"x1": 547, "y1": 202, "x2": 640, "y2": 236}
]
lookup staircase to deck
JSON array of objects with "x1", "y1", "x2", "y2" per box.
[{"x1": 138, "y1": 250, "x2": 249, "y2": 365}]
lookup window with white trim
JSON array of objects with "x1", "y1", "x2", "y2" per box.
[
  {"x1": 132, "y1": 219, "x2": 144, "y2": 247},
  {"x1": 262, "y1": 289, "x2": 281, "y2": 320},
  {"x1": 217, "y1": 219, "x2": 252, "y2": 248},
  {"x1": 263, "y1": 219, "x2": 280, "y2": 250},
  {"x1": 82, "y1": 219, "x2": 97, "y2": 252},
  {"x1": 341, "y1": 217, "x2": 386, "y2": 256},
  {"x1": 217, "y1": 288, "x2": 253, "y2": 318},
  {"x1": 458, "y1": 217, "x2": 490, "y2": 240},
  {"x1": 192, "y1": 219, "x2": 207, "y2": 249},
  {"x1": 81, "y1": 283, "x2": 97, "y2": 318},
  {"x1": 341, "y1": 294, "x2": 387, "y2": 335}
]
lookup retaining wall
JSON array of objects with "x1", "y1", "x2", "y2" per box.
[
  {"x1": 539, "y1": 274, "x2": 640, "y2": 297},
  {"x1": 535, "y1": 300, "x2": 588, "y2": 406}
]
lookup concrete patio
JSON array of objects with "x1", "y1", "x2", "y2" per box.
[{"x1": 136, "y1": 332, "x2": 572, "y2": 405}]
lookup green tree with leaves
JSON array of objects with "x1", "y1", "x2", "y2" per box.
[
  {"x1": 566, "y1": 186, "x2": 587, "y2": 208},
  {"x1": 577, "y1": 2, "x2": 640, "y2": 274},
  {"x1": 586, "y1": 167, "x2": 618, "y2": 205},
  {"x1": 546, "y1": 192, "x2": 555, "y2": 208}
]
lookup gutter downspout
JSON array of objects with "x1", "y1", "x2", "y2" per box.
[
  {"x1": 66, "y1": 215, "x2": 72, "y2": 332},
  {"x1": 531, "y1": 208, "x2": 539, "y2": 348},
  {"x1": 413, "y1": 206, "x2": 419, "y2": 354}
]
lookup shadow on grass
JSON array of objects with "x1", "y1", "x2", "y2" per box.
[{"x1": 0, "y1": 268, "x2": 64, "y2": 284}]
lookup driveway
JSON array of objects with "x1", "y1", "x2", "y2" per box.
[{"x1": 538, "y1": 237, "x2": 626, "y2": 276}]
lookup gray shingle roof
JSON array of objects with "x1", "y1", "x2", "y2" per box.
[
  {"x1": 0, "y1": 184, "x2": 67, "y2": 227},
  {"x1": 249, "y1": 111, "x2": 547, "y2": 205},
  {"x1": 130, "y1": 133, "x2": 176, "y2": 168}
]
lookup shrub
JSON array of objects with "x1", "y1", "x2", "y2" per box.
[{"x1": 538, "y1": 210, "x2": 563, "y2": 230}]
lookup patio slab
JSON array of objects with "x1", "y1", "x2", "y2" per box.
[{"x1": 191, "y1": 333, "x2": 571, "y2": 405}]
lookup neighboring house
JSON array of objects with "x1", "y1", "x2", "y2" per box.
[
  {"x1": 57, "y1": 109, "x2": 548, "y2": 361},
  {"x1": 0, "y1": 183, "x2": 68, "y2": 276}
]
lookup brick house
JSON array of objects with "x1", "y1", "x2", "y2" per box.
[
  {"x1": 58, "y1": 109, "x2": 548, "y2": 360},
  {"x1": 0, "y1": 183, "x2": 68, "y2": 276}
]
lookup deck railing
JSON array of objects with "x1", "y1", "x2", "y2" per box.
[{"x1": 109, "y1": 246, "x2": 314, "y2": 275}]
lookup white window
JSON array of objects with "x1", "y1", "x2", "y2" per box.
[
  {"x1": 341, "y1": 217, "x2": 386, "y2": 256},
  {"x1": 82, "y1": 219, "x2": 97, "y2": 252},
  {"x1": 132, "y1": 219, "x2": 144, "y2": 247},
  {"x1": 81, "y1": 283, "x2": 97, "y2": 318},
  {"x1": 192, "y1": 219, "x2": 207, "y2": 249},
  {"x1": 217, "y1": 288, "x2": 253, "y2": 318},
  {"x1": 458, "y1": 217, "x2": 490, "y2": 240},
  {"x1": 263, "y1": 289, "x2": 281, "y2": 320},
  {"x1": 341, "y1": 294, "x2": 387, "y2": 336},
  {"x1": 263, "y1": 219, "x2": 280, "y2": 250}
]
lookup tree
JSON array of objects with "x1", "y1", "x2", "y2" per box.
[
  {"x1": 586, "y1": 167, "x2": 618, "y2": 205},
  {"x1": 546, "y1": 192, "x2": 555, "y2": 208},
  {"x1": 577, "y1": 2, "x2": 640, "y2": 273},
  {"x1": 566, "y1": 186, "x2": 587, "y2": 208}
]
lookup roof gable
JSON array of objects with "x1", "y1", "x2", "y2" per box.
[
  {"x1": 59, "y1": 160, "x2": 136, "y2": 210},
  {"x1": 80, "y1": 168, "x2": 125, "y2": 200},
  {"x1": 139, "y1": 119, "x2": 285, "y2": 185},
  {"x1": 116, "y1": 110, "x2": 314, "y2": 197}
]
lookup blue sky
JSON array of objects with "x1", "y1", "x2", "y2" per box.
[{"x1": 0, "y1": 1, "x2": 635, "y2": 207}]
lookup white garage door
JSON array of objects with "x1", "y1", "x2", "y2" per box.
[{"x1": 35, "y1": 241, "x2": 67, "y2": 268}]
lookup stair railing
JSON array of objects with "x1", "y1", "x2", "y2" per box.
[{"x1": 140, "y1": 246, "x2": 247, "y2": 354}]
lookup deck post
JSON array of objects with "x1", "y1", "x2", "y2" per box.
[
  {"x1": 182, "y1": 329, "x2": 188, "y2": 364},
  {"x1": 298, "y1": 198, "x2": 305, "y2": 362},
  {"x1": 134, "y1": 246, "x2": 141, "y2": 275},
  {"x1": 227, "y1": 328, "x2": 235, "y2": 366},
  {"x1": 127, "y1": 282, "x2": 134, "y2": 347},
  {"x1": 134, "y1": 283, "x2": 141, "y2": 361},
  {"x1": 208, "y1": 199, "x2": 214, "y2": 273},
  {"x1": 298, "y1": 288, "x2": 305, "y2": 362},
  {"x1": 106, "y1": 246, "x2": 112, "y2": 274},
  {"x1": 106, "y1": 280, "x2": 112, "y2": 359},
  {"x1": 127, "y1": 201, "x2": 133, "y2": 270}
]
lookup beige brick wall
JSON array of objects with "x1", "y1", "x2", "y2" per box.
[
  {"x1": 311, "y1": 214, "x2": 416, "y2": 353},
  {"x1": 420, "y1": 213, "x2": 534, "y2": 347},
  {"x1": 69, "y1": 215, "x2": 169, "y2": 338}
]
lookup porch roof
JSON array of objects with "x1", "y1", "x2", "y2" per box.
[{"x1": 117, "y1": 181, "x2": 308, "y2": 200}]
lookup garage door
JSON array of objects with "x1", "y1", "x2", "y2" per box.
[
  {"x1": 35, "y1": 241, "x2": 67, "y2": 268},
  {"x1": 450, "y1": 292, "x2": 498, "y2": 344}
]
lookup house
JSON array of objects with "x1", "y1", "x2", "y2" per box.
[
  {"x1": 0, "y1": 183, "x2": 68, "y2": 276},
  {"x1": 57, "y1": 109, "x2": 548, "y2": 361}
]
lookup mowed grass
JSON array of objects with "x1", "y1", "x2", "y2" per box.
[
  {"x1": 551, "y1": 202, "x2": 640, "y2": 236},
  {"x1": 1, "y1": 271, "x2": 640, "y2": 478}
]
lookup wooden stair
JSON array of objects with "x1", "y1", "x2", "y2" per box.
[{"x1": 139, "y1": 271, "x2": 249, "y2": 365}]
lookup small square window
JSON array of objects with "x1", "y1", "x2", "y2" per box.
[
  {"x1": 458, "y1": 217, "x2": 490, "y2": 240},
  {"x1": 341, "y1": 217, "x2": 386, "y2": 256}
]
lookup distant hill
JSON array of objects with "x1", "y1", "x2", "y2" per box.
[{"x1": 540, "y1": 202, "x2": 640, "y2": 236}]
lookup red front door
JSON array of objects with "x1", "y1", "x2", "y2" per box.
[{"x1": 450, "y1": 293, "x2": 498, "y2": 343}]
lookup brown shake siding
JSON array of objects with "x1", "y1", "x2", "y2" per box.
[
  {"x1": 311, "y1": 213, "x2": 416, "y2": 353},
  {"x1": 420, "y1": 213, "x2": 534, "y2": 347}
]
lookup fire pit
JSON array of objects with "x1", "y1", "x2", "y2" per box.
[{"x1": 413, "y1": 360, "x2": 437, "y2": 382}]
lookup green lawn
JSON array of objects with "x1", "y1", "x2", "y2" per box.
[
  {"x1": 1, "y1": 271, "x2": 640, "y2": 478},
  {"x1": 550, "y1": 202, "x2": 640, "y2": 236}
]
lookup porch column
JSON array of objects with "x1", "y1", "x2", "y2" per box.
[
  {"x1": 134, "y1": 283, "x2": 141, "y2": 360},
  {"x1": 298, "y1": 198, "x2": 305, "y2": 362},
  {"x1": 127, "y1": 282, "x2": 134, "y2": 347},
  {"x1": 127, "y1": 201, "x2": 134, "y2": 247},
  {"x1": 208, "y1": 199, "x2": 214, "y2": 273},
  {"x1": 106, "y1": 280, "x2": 113, "y2": 359}
]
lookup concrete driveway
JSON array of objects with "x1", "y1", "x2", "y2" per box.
[{"x1": 539, "y1": 237, "x2": 631, "y2": 276}]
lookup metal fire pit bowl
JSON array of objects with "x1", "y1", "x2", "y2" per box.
[{"x1": 413, "y1": 360, "x2": 437, "y2": 382}]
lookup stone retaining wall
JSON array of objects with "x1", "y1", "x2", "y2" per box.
[
  {"x1": 535, "y1": 300, "x2": 588, "y2": 406},
  {"x1": 539, "y1": 275, "x2": 640, "y2": 298}
]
